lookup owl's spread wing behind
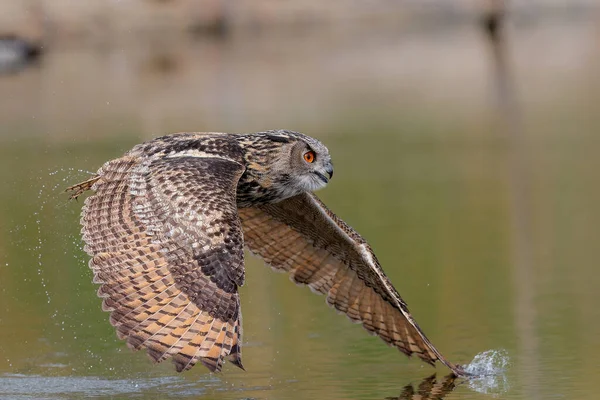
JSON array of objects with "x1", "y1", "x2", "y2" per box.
[
  {"x1": 239, "y1": 192, "x2": 465, "y2": 376},
  {"x1": 80, "y1": 154, "x2": 246, "y2": 372}
]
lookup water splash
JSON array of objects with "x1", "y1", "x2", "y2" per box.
[
  {"x1": 463, "y1": 349, "x2": 510, "y2": 395},
  {"x1": 464, "y1": 349, "x2": 509, "y2": 376},
  {"x1": 34, "y1": 169, "x2": 92, "y2": 301},
  {"x1": 29, "y1": 168, "x2": 95, "y2": 319}
]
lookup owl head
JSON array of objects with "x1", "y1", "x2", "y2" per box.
[{"x1": 251, "y1": 130, "x2": 334, "y2": 199}]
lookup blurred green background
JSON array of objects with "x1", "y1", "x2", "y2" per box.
[{"x1": 1, "y1": 2, "x2": 600, "y2": 399}]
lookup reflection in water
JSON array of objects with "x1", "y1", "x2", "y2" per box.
[
  {"x1": 386, "y1": 374, "x2": 457, "y2": 400},
  {"x1": 467, "y1": 373, "x2": 510, "y2": 397},
  {"x1": 387, "y1": 349, "x2": 510, "y2": 399}
]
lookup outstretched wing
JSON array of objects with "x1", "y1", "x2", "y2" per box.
[
  {"x1": 77, "y1": 154, "x2": 246, "y2": 372},
  {"x1": 238, "y1": 192, "x2": 465, "y2": 375}
]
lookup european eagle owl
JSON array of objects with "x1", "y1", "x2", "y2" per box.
[{"x1": 68, "y1": 130, "x2": 466, "y2": 376}]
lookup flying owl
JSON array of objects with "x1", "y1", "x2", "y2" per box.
[{"x1": 67, "y1": 130, "x2": 466, "y2": 376}]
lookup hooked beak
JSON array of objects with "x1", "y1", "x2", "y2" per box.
[
  {"x1": 325, "y1": 162, "x2": 334, "y2": 179},
  {"x1": 314, "y1": 162, "x2": 334, "y2": 184}
]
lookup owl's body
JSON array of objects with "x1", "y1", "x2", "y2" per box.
[{"x1": 68, "y1": 130, "x2": 466, "y2": 376}]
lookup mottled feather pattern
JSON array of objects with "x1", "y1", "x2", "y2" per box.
[{"x1": 67, "y1": 130, "x2": 466, "y2": 376}]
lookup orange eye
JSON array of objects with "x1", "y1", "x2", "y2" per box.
[{"x1": 303, "y1": 151, "x2": 316, "y2": 163}]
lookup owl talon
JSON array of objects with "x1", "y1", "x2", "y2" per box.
[{"x1": 66, "y1": 176, "x2": 100, "y2": 200}]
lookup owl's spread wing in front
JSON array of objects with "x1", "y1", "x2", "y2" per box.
[
  {"x1": 239, "y1": 192, "x2": 465, "y2": 376},
  {"x1": 80, "y1": 154, "x2": 246, "y2": 372}
]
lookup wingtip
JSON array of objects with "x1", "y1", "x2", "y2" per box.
[
  {"x1": 447, "y1": 363, "x2": 473, "y2": 378},
  {"x1": 228, "y1": 356, "x2": 245, "y2": 371}
]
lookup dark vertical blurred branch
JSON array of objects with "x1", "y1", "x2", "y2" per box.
[
  {"x1": 482, "y1": 0, "x2": 518, "y2": 127},
  {"x1": 482, "y1": 1, "x2": 539, "y2": 397}
]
